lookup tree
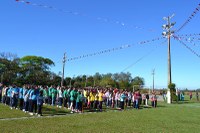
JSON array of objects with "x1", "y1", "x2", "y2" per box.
[
  {"x1": 0, "y1": 54, "x2": 20, "y2": 85},
  {"x1": 112, "y1": 72, "x2": 132, "y2": 89},
  {"x1": 93, "y1": 72, "x2": 102, "y2": 87},
  {"x1": 20, "y1": 56, "x2": 55, "y2": 85},
  {"x1": 131, "y1": 76, "x2": 145, "y2": 91},
  {"x1": 100, "y1": 76, "x2": 115, "y2": 88}
]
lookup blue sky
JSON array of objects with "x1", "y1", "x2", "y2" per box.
[{"x1": 1, "y1": 0, "x2": 200, "y2": 89}]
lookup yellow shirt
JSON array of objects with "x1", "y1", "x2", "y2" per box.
[
  {"x1": 98, "y1": 92, "x2": 103, "y2": 102},
  {"x1": 90, "y1": 92, "x2": 95, "y2": 101},
  {"x1": 94, "y1": 94, "x2": 99, "y2": 101},
  {"x1": 83, "y1": 90, "x2": 87, "y2": 97}
]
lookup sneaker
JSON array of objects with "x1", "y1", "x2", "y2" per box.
[{"x1": 29, "y1": 113, "x2": 34, "y2": 116}]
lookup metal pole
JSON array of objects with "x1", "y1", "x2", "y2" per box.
[
  {"x1": 61, "y1": 52, "x2": 66, "y2": 87},
  {"x1": 1, "y1": 73, "x2": 3, "y2": 83},
  {"x1": 162, "y1": 15, "x2": 175, "y2": 104},
  {"x1": 93, "y1": 80, "x2": 95, "y2": 87},
  {"x1": 85, "y1": 76, "x2": 87, "y2": 88},
  {"x1": 152, "y1": 69, "x2": 155, "y2": 92},
  {"x1": 70, "y1": 79, "x2": 71, "y2": 88},
  {"x1": 168, "y1": 17, "x2": 172, "y2": 85}
]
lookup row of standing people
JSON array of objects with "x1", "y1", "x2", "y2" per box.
[{"x1": 1, "y1": 84, "x2": 158, "y2": 116}]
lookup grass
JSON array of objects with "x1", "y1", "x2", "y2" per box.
[{"x1": 0, "y1": 97, "x2": 200, "y2": 133}]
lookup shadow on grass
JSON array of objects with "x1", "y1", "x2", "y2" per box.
[
  {"x1": 171, "y1": 100, "x2": 200, "y2": 104},
  {"x1": 42, "y1": 106, "x2": 70, "y2": 116},
  {"x1": 41, "y1": 103, "x2": 170, "y2": 117}
]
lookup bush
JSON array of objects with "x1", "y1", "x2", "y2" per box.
[{"x1": 168, "y1": 83, "x2": 177, "y2": 102}]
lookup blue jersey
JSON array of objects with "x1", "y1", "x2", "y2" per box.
[
  {"x1": 120, "y1": 93, "x2": 127, "y2": 102},
  {"x1": 7, "y1": 88, "x2": 12, "y2": 97},
  {"x1": 28, "y1": 89, "x2": 33, "y2": 100},
  {"x1": 13, "y1": 88, "x2": 19, "y2": 98},
  {"x1": 37, "y1": 96, "x2": 44, "y2": 105},
  {"x1": 19, "y1": 88, "x2": 23, "y2": 99}
]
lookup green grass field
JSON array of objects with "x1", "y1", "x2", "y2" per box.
[{"x1": 0, "y1": 96, "x2": 200, "y2": 133}]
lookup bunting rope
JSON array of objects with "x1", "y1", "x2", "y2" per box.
[
  {"x1": 66, "y1": 37, "x2": 164, "y2": 62},
  {"x1": 121, "y1": 39, "x2": 167, "y2": 72},
  {"x1": 175, "y1": 36, "x2": 200, "y2": 43},
  {"x1": 175, "y1": 33, "x2": 200, "y2": 46},
  {"x1": 176, "y1": 33, "x2": 200, "y2": 37},
  {"x1": 173, "y1": 34, "x2": 200, "y2": 46},
  {"x1": 176, "y1": 3, "x2": 200, "y2": 33},
  {"x1": 173, "y1": 35, "x2": 200, "y2": 59},
  {"x1": 15, "y1": 0, "x2": 156, "y2": 32}
]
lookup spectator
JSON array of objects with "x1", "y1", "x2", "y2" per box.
[
  {"x1": 37, "y1": 90, "x2": 44, "y2": 116},
  {"x1": 196, "y1": 91, "x2": 199, "y2": 101},
  {"x1": 189, "y1": 92, "x2": 193, "y2": 100},
  {"x1": 0, "y1": 83, "x2": 3, "y2": 103}
]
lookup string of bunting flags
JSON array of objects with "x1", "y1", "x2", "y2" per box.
[
  {"x1": 66, "y1": 37, "x2": 164, "y2": 62},
  {"x1": 176, "y1": 33, "x2": 200, "y2": 37},
  {"x1": 174, "y1": 34, "x2": 200, "y2": 46},
  {"x1": 173, "y1": 35, "x2": 200, "y2": 59},
  {"x1": 15, "y1": 0, "x2": 156, "y2": 32},
  {"x1": 176, "y1": 3, "x2": 200, "y2": 33},
  {"x1": 175, "y1": 36, "x2": 200, "y2": 42},
  {"x1": 176, "y1": 37, "x2": 199, "y2": 46}
]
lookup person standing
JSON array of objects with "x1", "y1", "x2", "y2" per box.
[
  {"x1": 98, "y1": 89, "x2": 103, "y2": 112},
  {"x1": 146, "y1": 93, "x2": 149, "y2": 106},
  {"x1": 18, "y1": 87, "x2": 24, "y2": 110},
  {"x1": 70, "y1": 88, "x2": 76, "y2": 113},
  {"x1": 51, "y1": 86, "x2": 57, "y2": 106},
  {"x1": 189, "y1": 92, "x2": 193, "y2": 100},
  {"x1": 57, "y1": 87, "x2": 64, "y2": 108},
  {"x1": 196, "y1": 91, "x2": 199, "y2": 101},
  {"x1": 0, "y1": 83, "x2": 3, "y2": 103},
  {"x1": 151, "y1": 93, "x2": 157, "y2": 108},
  {"x1": 37, "y1": 90, "x2": 44, "y2": 116},
  {"x1": 120, "y1": 90, "x2": 127, "y2": 110}
]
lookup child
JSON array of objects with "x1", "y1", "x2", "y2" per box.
[
  {"x1": 151, "y1": 93, "x2": 157, "y2": 108},
  {"x1": 37, "y1": 90, "x2": 44, "y2": 116}
]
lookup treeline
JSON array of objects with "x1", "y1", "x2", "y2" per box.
[{"x1": 0, "y1": 52, "x2": 144, "y2": 89}]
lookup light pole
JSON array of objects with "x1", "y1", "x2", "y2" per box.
[
  {"x1": 85, "y1": 76, "x2": 87, "y2": 88},
  {"x1": 162, "y1": 14, "x2": 176, "y2": 104},
  {"x1": 61, "y1": 52, "x2": 66, "y2": 87},
  {"x1": 152, "y1": 69, "x2": 155, "y2": 92}
]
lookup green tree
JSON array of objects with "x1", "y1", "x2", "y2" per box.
[
  {"x1": 20, "y1": 56, "x2": 55, "y2": 85},
  {"x1": 100, "y1": 76, "x2": 115, "y2": 88},
  {"x1": 93, "y1": 72, "x2": 102, "y2": 87},
  {"x1": 131, "y1": 76, "x2": 145, "y2": 91},
  {"x1": 0, "y1": 54, "x2": 20, "y2": 85}
]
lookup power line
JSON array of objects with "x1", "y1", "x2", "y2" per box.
[
  {"x1": 121, "y1": 39, "x2": 167, "y2": 72},
  {"x1": 15, "y1": 0, "x2": 156, "y2": 32},
  {"x1": 121, "y1": 50, "x2": 154, "y2": 72},
  {"x1": 173, "y1": 35, "x2": 200, "y2": 59},
  {"x1": 176, "y1": 3, "x2": 200, "y2": 33}
]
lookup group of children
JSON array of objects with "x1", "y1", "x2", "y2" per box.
[{"x1": 0, "y1": 84, "x2": 158, "y2": 116}]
